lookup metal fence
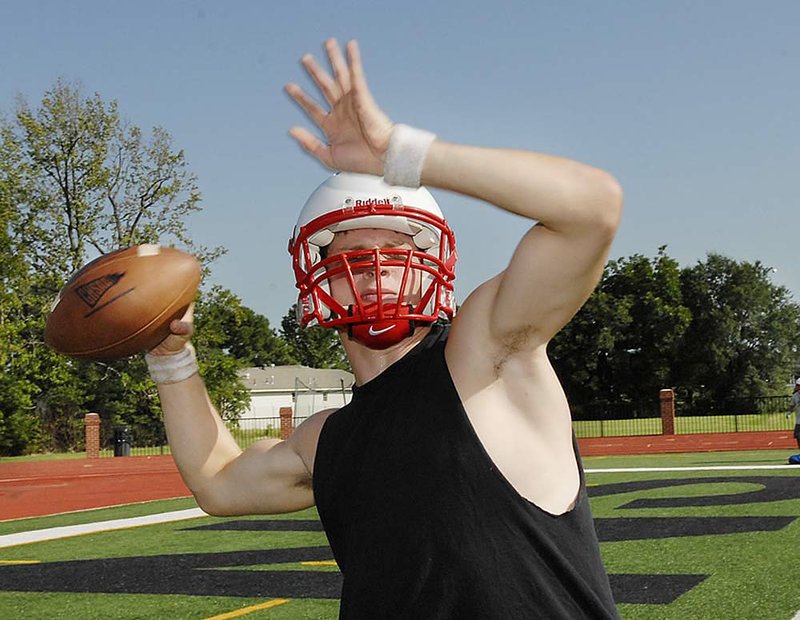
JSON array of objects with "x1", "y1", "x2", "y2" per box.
[
  {"x1": 228, "y1": 416, "x2": 309, "y2": 448},
  {"x1": 678, "y1": 395, "x2": 791, "y2": 417},
  {"x1": 672, "y1": 394, "x2": 792, "y2": 435},
  {"x1": 99, "y1": 416, "x2": 312, "y2": 457},
  {"x1": 571, "y1": 399, "x2": 661, "y2": 438},
  {"x1": 99, "y1": 395, "x2": 795, "y2": 454},
  {"x1": 572, "y1": 394, "x2": 793, "y2": 439}
]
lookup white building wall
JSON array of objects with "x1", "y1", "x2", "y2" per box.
[
  {"x1": 238, "y1": 393, "x2": 294, "y2": 430},
  {"x1": 238, "y1": 390, "x2": 352, "y2": 430},
  {"x1": 294, "y1": 391, "x2": 351, "y2": 418}
]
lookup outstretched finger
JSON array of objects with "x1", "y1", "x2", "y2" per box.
[
  {"x1": 325, "y1": 38, "x2": 351, "y2": 93},
  {"x1": 285, "y1": 83, "x2": 327, "y2": 127},
  {"x1": 347, "y1": 40, "x2": 367, "y2": 92},
  {"x1": 347, "y1": 40, "x2": 378, "y2": 109},
  {"x1": 289, "y1": 127, "x2": 335, "y2": 169},
  {"x1": 347, "y1": 40, "x2": 386, "y2": 124},
  {"x1": 301, "y1": 53, "x2": 341, "y2": 106}
]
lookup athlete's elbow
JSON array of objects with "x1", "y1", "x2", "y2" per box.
[
  {"x1": 601, "y1": 172, "x2": 624, "y2": 229},
  {"x1": 195, "y1": 498, "x2": 230, "y2": 517},
  {"x1": 191, "y1": 485, "x2": 240, "y2": 517},
  {"x1": 191, "y1": 490, "x2": 219, "y2": 516},
  {"x1": 587, "y1": 166, "x2": 623, "y2": 225},
  {"x1": 573, "y1": 167, "x2": 623, "y2": 240}
]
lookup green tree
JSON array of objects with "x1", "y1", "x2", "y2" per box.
[
  {"x1": 0, "y1": 252, "x2": 40, "y2": 454},
  {"x1": 280, "y1": 305, "x2": 350, "y2": 370},
  {"x1": 0, "y1": 123, "x2": 46, "y2": 453},
  {"x1": 551, "y1": 249, "x2": 800, "y2": 419},
  {"x1": 0, "y1": 80, "x2": 226, "y2": 454},
  {"x1": 676, "y1": 253, "x2": 800, "y2": 411},
  {"x1": 601, "y1": 248, "x2": 691, "y2": 401},
  {"x1": 197, "y1": 286, "x2": 294, "y2": 368},
  {"x1": 192, "y1": 286, "x2": 290, "y2": 421},
  {"x1": 9, "y1": 79, "x2": 222, "y2": 276},
  {"x1": 550, "y1": 248, "x2": 691, "y2": 415}
]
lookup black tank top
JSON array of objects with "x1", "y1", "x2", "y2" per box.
[{"x1": 313, "y1": 325, "x2": 620, "y2": 619}]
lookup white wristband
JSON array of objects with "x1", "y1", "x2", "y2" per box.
[
  {"x1": 383, "y1": 124, "x2": 436, "y2": 188},
  {"x1": 145, "y1": 343, "x2": 199, "y2": 385}
]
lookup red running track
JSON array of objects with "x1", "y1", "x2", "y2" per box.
[
  {"x1": 1, "y1": 431, "x2": 796, "y2": 521},
  {"x1": 0, "y1": 456, "x2": 191, "y2": 521},
  {"x1": 578, "y1": 430, "x2": 797, "y2": 456}
]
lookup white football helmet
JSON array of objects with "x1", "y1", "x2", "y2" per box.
[{"x1": 288, "y1": 172, "x2": 457, "y2": 349}]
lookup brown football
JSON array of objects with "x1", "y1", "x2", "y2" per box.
[{"x1": 45, "y1": 244, "x2": 201, "y2": 360}]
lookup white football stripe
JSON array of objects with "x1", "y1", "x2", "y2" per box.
[
  {"x1": 0, "y1": 508, "x2": 207, "y2": 549},
  {"x1": 136, "y1": 244, "x2": 161, "y2": 256}
]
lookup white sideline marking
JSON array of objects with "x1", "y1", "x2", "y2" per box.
[
  {"x1": 0, "y1": 508, "x2": 207, "y2": 549},
  {"x1": 586, "y1": 465, "x2": 800, "y2": 473}
]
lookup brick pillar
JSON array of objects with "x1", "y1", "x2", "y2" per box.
[
  {"x1": 85, "y1": 413, "x2": 101, "y2": 459},
  {"x1": 660, "y1": 389, "x2": 676, "y2": 435},
  {"x1": 279, "y1": 407, "x2": 294, "y2": 440}
]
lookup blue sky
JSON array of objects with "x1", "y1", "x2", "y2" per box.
[{"x1": 1, "y1": 1, "x2": 798, "y2": 327}]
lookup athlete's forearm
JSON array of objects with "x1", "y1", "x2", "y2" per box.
[
  {"x1": 157, "y1": 375, "x2": 243, "y2": 508},
  {"x1": 420, "y1": 140, "x2": 622, "y2": 236}
]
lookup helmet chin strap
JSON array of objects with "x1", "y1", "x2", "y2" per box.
[{"x1": 346, "y1": 303, "x2": 417, "y2": 350}]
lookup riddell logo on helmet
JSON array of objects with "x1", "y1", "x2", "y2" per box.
[{"x1": 354, "y1": 198, "x2": 391, "y2": 207}]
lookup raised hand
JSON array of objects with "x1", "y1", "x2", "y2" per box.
[
  {"x1": 285, "y1": 39, "x2": 393, "y2": 176},
  {"x1": 148, "y1": 303, "x2": 195, "y2": 356}
]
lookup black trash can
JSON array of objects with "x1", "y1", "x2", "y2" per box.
[{"x1": 113, "y1": 426, "x2": 132, "y2": 457}]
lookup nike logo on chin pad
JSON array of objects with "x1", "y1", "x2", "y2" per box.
[{"x1": 368, "y1": 324, "x2": 396, "y2": 336}]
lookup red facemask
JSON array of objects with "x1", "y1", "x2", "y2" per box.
[{"x1": 289, "y1": 204, "x2": 457, "y2": 350}]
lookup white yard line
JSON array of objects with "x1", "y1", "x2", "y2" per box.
[
  {"x1": 586, "y1": 464, "x2": 800, "y2": 473},
  {"x1": 0, "y1": 508, "x2": 207, "y2": 549}
]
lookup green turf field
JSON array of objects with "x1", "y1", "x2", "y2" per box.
[
  {"x1": 2, "y1": 449, "x2": 799, "y2": 619},
  {"x1": 585, "y1": 450, "x2": 800, "y2": 619}
]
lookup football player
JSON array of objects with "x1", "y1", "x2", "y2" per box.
[{"x1": 148, "y1": 38, "x2": 623, "y2": 619}]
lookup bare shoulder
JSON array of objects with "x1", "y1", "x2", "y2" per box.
[
  {"x1": 196, "y1": 410, "x2": 341, "y2": 516},
  {"x1": 287, "y1": 408, "x2": 339, "y2": 477}
]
